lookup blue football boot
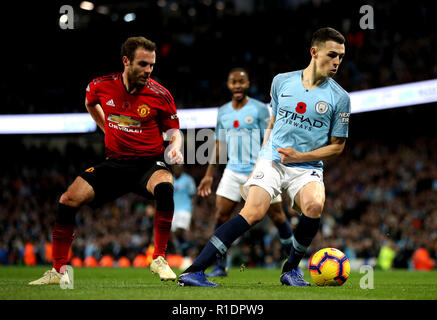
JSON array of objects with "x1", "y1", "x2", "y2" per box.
[
  {"x1": 280, "y1": 269, "x2": 310, "y2": 287},
  {"x1": 281, "y1": 260, "x2": 305, "y2": 278},
  {"x1": 206, "y1": 266, "x2": 228, "y2": 277},
  {"x1": 296, "y1": 266, "x2": 305, "y2": 278},
  {"x1": 177, "y1": 271, "x2": 219, "y2": 287}
]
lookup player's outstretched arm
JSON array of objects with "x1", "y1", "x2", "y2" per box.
[
  {"x1": 277, "y1": 136, "x2": 346, "y2": 163},
  {"x1": 197, "y1": 140, "x2": 224, "y2": 197},
  {"x1": 262, "y1": 115, "x2": 276, "y2": 147},
  {"x1": 166, "y1": 129, "x2": 184, "y2": 164},
  {"x1": 85, "y1": 98, "x2": 105, "y2": 133}
]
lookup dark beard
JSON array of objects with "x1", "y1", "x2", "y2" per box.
[{"x1": 129, "y1": 72, "x2": 147, "y2": 91}]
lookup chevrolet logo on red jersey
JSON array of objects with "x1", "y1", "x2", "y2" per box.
[
  {"x1": 137, "y1": 104, "x2": 151, "y2": 117},
  {"x1": 108, "y1": 114, "x2": 141, "y2": 127}
]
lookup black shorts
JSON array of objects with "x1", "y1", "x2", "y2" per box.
[{"x1": 80, "y1": 155, "x2": 171, "y2": 208}]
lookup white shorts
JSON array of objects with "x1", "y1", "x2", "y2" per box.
[
  {"x1": 242, "y1": 159, "x2": 324, "y2": 211},
  {"x1": 171, "y1": 210, "x2": 192, "y2": 231},
  {"x1": 217, "y1": 168, "x2": 282, "y2": 203}
]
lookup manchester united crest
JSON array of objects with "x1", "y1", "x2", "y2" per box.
[{"x1": 137, "y1": 104, "x2": 151, "y2": 117}]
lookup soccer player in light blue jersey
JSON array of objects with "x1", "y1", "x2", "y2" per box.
[
  {"x1": 179, "y1": 27, "x2": 350, "y2": 287},
  {"x1": 197, "y1": 68, "x2": 294, "y2": 277},
  {"x1": 171, "y1": 165, "x2": 197, "y2": 255}
]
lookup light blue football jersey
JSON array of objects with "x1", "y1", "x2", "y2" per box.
[
  {"x1": 216, "y1": 98, "x2": 271, "y2": 175},
  {"x1": 173, "y1": 173, "x2": 196, "y2": 213},
  {"x1": 259, "y1": 70, "x2": 351, "y2": 171}
]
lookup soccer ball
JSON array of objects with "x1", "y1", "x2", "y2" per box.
[{"x1": 308, "y1": 248, "x2": 350, "y2": 286}]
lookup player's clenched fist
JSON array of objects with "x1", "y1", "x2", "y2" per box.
[
  {"x1": 277, "y1": 147, "x2": 302, "y2": 163},
  {"x1": 197, "y1": 176, "x2": 213, "y2": 197},
  {"x1": 167, "y1": 148, "x2": 184, "y2": 165}
]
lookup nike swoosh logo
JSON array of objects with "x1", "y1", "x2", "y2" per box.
[{"x1": 281, "y1": 93, "x2": 293, "y2": 97}]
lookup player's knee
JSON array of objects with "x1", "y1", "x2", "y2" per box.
[
  {"x1": 154, "y1": 182, "x2": 174, "y2": 211},
  {"x1": 59, "y1": 191, "x2": 82, "y2": 208},
  {"x1": 240, "y1": 206, "x2": 265, "y2": 226},
  {"x1": 303, "y1": 201, "x2": 323, "y2": 218}
]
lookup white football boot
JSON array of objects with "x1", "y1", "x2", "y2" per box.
[
  {"x1": 29, "y1": 268, "x2": 70, "y2": 285},
  {"x1": 150, "y1": 256, "x2": 177, "y2": 281}
]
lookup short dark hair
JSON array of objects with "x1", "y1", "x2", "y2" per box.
[
  {"x1": 121, "y1": 36, "x2": 156, "y2": 62},
  {"x1": 229, "y1": 67, "x2": 249, "y2": 79},
  {"x1": 311, "y1": 27, "x2": 345, "y2": 47}
]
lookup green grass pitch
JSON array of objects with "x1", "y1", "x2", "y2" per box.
[{"x1": 1, "y1": 266, "x2": 436, "y2": 300}]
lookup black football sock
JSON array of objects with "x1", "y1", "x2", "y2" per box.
[
  {"x1": 212, "y1": 223, "x2": 227, "y2": 269},
  {"x1": 183, "y1": 214, "x2": 250, "y2": 274},
  {"x1": 275, "y1": 220, "x2": 293, "y2": 256},
  {"x1": 282, "y1": 214, "x2": 320, "y2": 273}
]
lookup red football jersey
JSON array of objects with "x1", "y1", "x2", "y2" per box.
[{"x1": 86, "y1": 73, "x2": 180, "y2": 160}]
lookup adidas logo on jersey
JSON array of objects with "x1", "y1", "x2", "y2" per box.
[{"x1": 106, "y1": 99, "x2": 115, "y2": 107}]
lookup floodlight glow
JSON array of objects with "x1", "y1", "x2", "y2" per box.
[
  {"x1": 59, "y1": 14, "x2": 69, "y2": 24},
  {"x1": 177, "y1": 108, "x2": 217, "y2": 129},
  {"x1": 0, "y1": 114, "x2": 96, "y2": 134},
  {"x1": 124, "y1": 13, "x2": 136, "y2": 22},
  {"x1": 96, "y1": 5, "x2": 109, "y2": 15},
  {"x1": 349, "y1": 78, "x2": 437, "y2": 113},
  {"x1": 170, "y1": 3, "x2": 179, "y2": 11},
  {"x1": 187, "y1": 8, "x2": 196, "y2": 16},
  {"x1": 80, "y1": 1, "x2": 94, "y2": 11},
  {"x1": 1, "y1": 79, "x2": 436, "y2": 134},
  {"x1": 216, "y1": 1, "x2": 225, "y2": 10}
]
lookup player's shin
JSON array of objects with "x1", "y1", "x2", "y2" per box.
[
  {"x1": 282, "y1": 214, "x2": 320, "y2": 273},
  {"x1": 212, "y1": 222, "x2": 227, "y2": 269},
  {"x1": 276, "y1": 220, "x2": 293, "y2": 255},
  {"x1": 183, "y1": 214, "x2": 251, "y2": 273},
  {"x1": 153, "y1": 182, "x2": 174, "y2": 259},
  {"x1": 52, "y1": 203, "x2": 78, "y2": 273}
]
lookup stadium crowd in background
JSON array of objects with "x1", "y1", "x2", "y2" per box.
[
  {"x1": 1, "y1": 136, "x2": 436, "y2": 270},
  {"x1": 1, "y1": 0, "x2": 436, "y2": 114}
]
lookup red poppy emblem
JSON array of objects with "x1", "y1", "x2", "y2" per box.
[
  {"x1": 295, "y1": 102, "x2": 307, "y2": 114},
  {"x1": 233, "y1": 120, "x2": 239, "y2": 128}
]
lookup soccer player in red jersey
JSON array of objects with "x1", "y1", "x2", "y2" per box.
[{"x1": 29, "y1": 37, "x2": 183, "y2": 285}]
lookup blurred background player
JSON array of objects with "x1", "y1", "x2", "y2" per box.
[
  {"x1": 178, "y1": 27, "x2": 350, "y2": 287},
  {"x1": 29, "y1": 36, "x2": 183, "y2": 285},
  {"x1": 196, "y1": 68, "x2": 294, "y2": 277},
  {"x1": 171, "y1": 164, "x2": 197, "y2": 256}
]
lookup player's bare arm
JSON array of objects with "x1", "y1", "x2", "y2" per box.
[
  {"x1": 277, "y1": 136, "x2": 346, "y2": 163},
  {"x1": 243, "y1": 116, "x2": 276, "y2": 184},
  {"x1": 166, "y1": 129, "x2": 183, "y2": 164},
  {"x1": 262, "y1": 115, "x2": 276, "y2": 147},
  {"x1": 197, "y1": 140, "x2": 226, "y2": 197},
  {"x1": 85, "y1": 97, "x2": 105, "y2": 133}
]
